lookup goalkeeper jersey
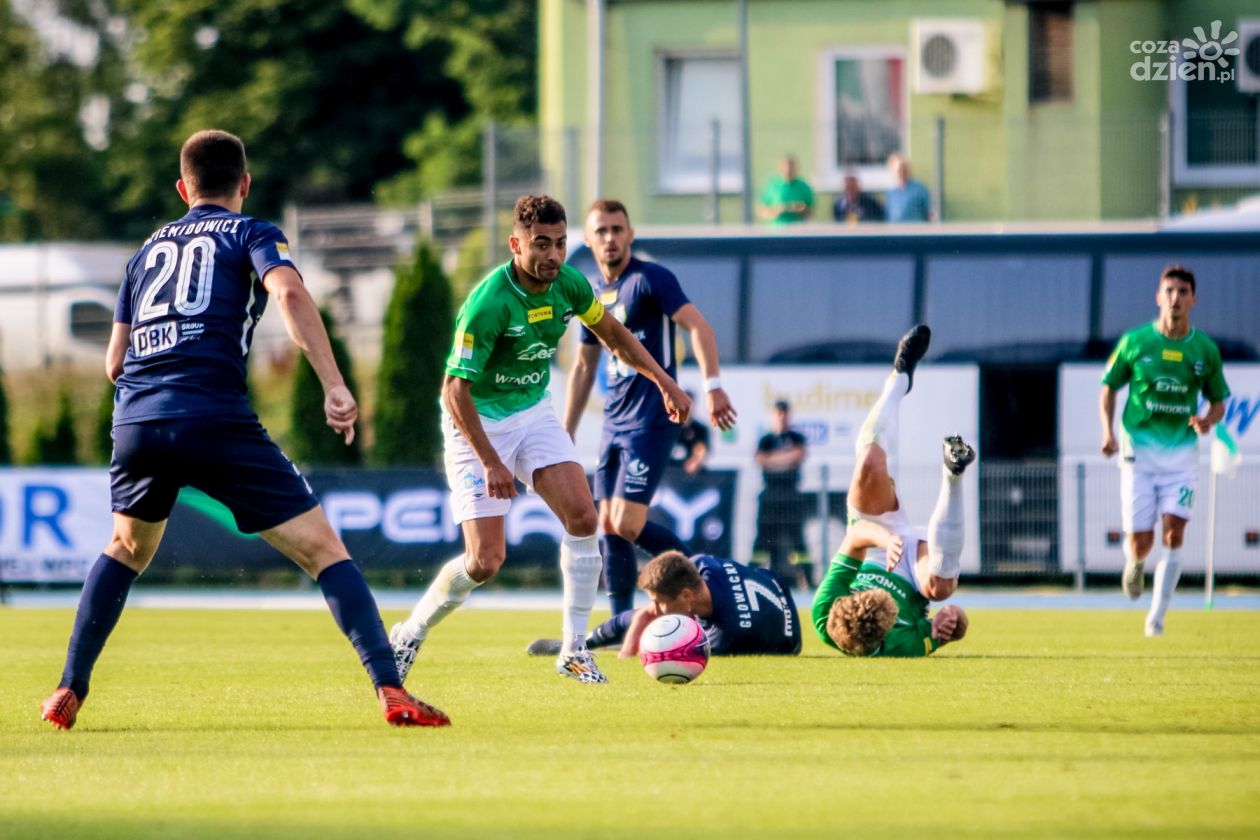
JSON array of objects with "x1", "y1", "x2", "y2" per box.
[
  {"x1": 1101, "y1": 323, "x2": 1230, "y2": 474},
  {"x1": 810, "y1": 553, "x2": 940, "y2": 657}
]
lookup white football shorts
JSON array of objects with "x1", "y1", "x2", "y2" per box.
[
  {"x1": 1120, "y1": 462, "x2": 1197, "y2": 533},
  {"x1": 443, "y1": 398, "x2": 579, "y2": 523}
]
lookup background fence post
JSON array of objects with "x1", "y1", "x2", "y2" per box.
[{"x1": 1075, "y1": 461, "x2": 1086, "y2": 593}]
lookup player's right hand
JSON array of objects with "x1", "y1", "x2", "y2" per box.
[
  {"x1": 1100, "y1": 432, "x2": 1118, "y2": 458},
  {"x1": 662, "y1": 383, "x2": 691, "y2": 425},
  {"x1": 484, "y1": 459, "x2": 518, "y2": 499},
  {"x1": 324, "y1": 384, "x2": 358, "y2": 445}
]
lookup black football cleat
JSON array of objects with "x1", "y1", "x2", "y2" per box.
[{"x1": 893, "y1": 325, "x2": 931, "y2": 392}]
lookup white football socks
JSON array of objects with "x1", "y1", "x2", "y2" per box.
[
  {"x1": 559, "y1": 532, "x2": 602, "y2": 657},
  {"x1": 927, "y1": 465, "x2": 965, "y2": 579},
  {"x1": 399, "y1": 555, "x2": 481, "y2": 642},
  {"x1": 1146, "y1": 546, "x2": 1182, "y2": 630},
  {"x1": 857, "y1": 372, "x2": 909, "y2": 464}
]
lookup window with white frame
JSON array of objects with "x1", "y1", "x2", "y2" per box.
[
  {"x1": 658, "y1": 53, "x2": 743, "y2": 193},
  {"x1": 1173, "y1": 62, "x2": 1260, "y2": 186},
  {"x1": 817, "y1": 47, "x2": 908, "y2": 190}
]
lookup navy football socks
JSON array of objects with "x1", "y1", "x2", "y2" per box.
[
  {"x1": 59, "y1": 554, "x2": 138, "y2": 700},
  {"x1": 635, "y1": 521, "x2": 688, "y2": 556},
  {"x1": 586, "y1": 609, "x2": 636, "y2": 649},
  {"x1": 600, "y1": 534, "x2": 638, "y2": 615},
  {"x1": 317, "y1": 560, "x2": 399, "y2": 689}
]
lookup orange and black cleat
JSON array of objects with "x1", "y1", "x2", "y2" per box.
[
  {"x1": 40, "y1": 688, "x2": 82, "y2": 730},
  {"x1": 377, "y1": 685, "x2": 450, "y2": 727}
]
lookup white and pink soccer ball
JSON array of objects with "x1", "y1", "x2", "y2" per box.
[{"x1": 639, "y1": 614, "x2": 710, "y2": 684}]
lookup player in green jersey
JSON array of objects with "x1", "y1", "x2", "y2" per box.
[
  {"x1": 811, "y1": 325, "x2": 973, "y2": 657},
  {"x1": 391, "y1": 195, "x2": 691, "y2": 684},
  {"x1": 1101, "y1": 265, "x2": 1230, "y2": 636}
]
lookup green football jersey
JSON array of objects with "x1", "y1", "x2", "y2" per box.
[
  {"x1": 1102, "y1": 323, "x2": 1230, "y2": 472},
  {"x1": 811, "y1": 553, "x2": 940, "y2": 658},
  {"x1": 446, "y1": 262, "x2": 604, "y2": 420}
]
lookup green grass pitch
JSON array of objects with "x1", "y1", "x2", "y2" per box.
[{"x1": 3, "y1": 606, "x2": 1259, "y2": 838}]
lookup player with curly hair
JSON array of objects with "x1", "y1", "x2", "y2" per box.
[{"x1": 811, "y1": 324, "x2": 971, "y2": 657}]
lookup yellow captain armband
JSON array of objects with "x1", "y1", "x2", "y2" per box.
[{"x1": 577, "y1": 298, "x2": 605, "y2": 326}]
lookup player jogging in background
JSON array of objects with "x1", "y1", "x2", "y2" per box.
[
  {"x1": 526, "y1": 550, "x2": 801, "y2": 658},
  {"x1": 40, "y1": 130, "x2": 447, "y2": 730},
  {"x1": 563, "y1": 199, "x2": 736, "y2": 616},
  {"x1": 811, "y1": 325, "x2": 972, "y2": 657},
  {"x1": 1101, "y1": 264, "x2": 1229, "y2": 637},
  {"x1": 390, "y1": 195, "x2": 690, "y2": 685}
]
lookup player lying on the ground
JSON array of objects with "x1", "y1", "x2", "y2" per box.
[
  {"x1": 811, "y1": 324, "x2": 972, "y2": 657},
  {"x1": 527, "y1": 551, "x2": 801, "y2": 657}
]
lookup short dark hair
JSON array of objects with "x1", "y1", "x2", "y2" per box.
[
  {"x1": 774, "y1": 399, "x2": 791, "y2": 413},
  {"x1": 637, "y1": 551, "x2": 703, "y2": 598},
  {"x1": 180, "y1": 130, "x2": 246, "y2": 199},
  {"x1": 514, "y1": 195, "x2": 566, "y2": 232},
  {"x1": 587, "y1": 198, "x2": 630, "y2": 224},
  {"x1": 1161, "y1": 264, "x2": 1196, "y2": 294}
]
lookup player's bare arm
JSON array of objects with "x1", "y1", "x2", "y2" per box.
[
  {"x1": 618, "y1": 604, "x2": 662, "y2": 659},
  {"x1": 106, "y1": 323, "x2": 130, "y2": 383},
  {"x1": 841, "y1": 519, "x2": 904, "y2": 570},
  {"x1": 264, "y1": 266, "x2": 357, "y2": 444},
  {"x1": 756, "y1": 445, "x2": 806, "y2": 471},
  {"x1": 1190, "y1": 401, "x2": 1226, "y2": 435},
  {"x1": 671, "y1": 303, "x2": 737, "y2": 431},
  {"x1": 1099, "y1": 385, "x2": 1118, "y2": 458},
  {"x1": 442, "y1": 375, "x2": 517, "y2": 500},
  {"x1": 562, "y1": 342, "x2": 602, "y2": 439},
  {"x1": 587, "y1": 309, "x2": 691, "y2": 423}
]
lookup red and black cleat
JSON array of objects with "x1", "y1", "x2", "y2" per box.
[
  {"x1": 377, "y1": 685, "x2": 450, "y2": 727},
  {"x1": 40, "y1": 687, "x2": 82, "y2": 731}
]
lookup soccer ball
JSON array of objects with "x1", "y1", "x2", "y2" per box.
[{"x1": 639, "y1": 614, "x2": 710, "y2": 684}]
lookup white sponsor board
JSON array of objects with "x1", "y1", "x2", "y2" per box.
[
  {"x1": 0, "y1": 469, "x2": 112, "y2": 583},
  {"x1": 1058, "y1": 363, "x2": 1260, "y2": 574},
  {"x1": 553, "y1": 364, "x2": 981, "y2": 571}
]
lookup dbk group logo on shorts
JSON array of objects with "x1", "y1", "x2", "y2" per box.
[{"x1": 1129, "y1": 20, "x2": 1239, "y2": 83}]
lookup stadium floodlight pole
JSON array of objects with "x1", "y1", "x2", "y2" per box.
[
  {"x1": 738, "y1": 0, "x2": 752, "y2": 224},
  {"x1": 586, "y1": 0, "x2": 605, "y2": 204}
]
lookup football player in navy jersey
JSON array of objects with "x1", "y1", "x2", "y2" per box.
[
  {"x1": 563, "y1": 200, "x2": 737, "y2": 616},
  {"x1": 40, "y1": 130, "x2": 447, "y2": 731},
  {"x1": 528, "y1": 550, "x2": 801, "y2": 657}
]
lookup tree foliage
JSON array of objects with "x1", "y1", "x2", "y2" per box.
[
  {"x1": 373, "y1": 242, "x2": 453, "y2": 466},
  {"x1": 30, "y1": 388, "x2": 79, "y2": 465},
  {"x1": 289, "y1": 308, "x2": 362, "y2": 467}
]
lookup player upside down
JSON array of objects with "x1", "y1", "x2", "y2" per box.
[{"x1": 812, "y1": 324, "x2": 973, "y2": 657}]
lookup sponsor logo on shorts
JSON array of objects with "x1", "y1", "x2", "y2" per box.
[
  {"x1": 132, "y1": 321, "x2": 179, "y2": 357},
  {"x1": 461, "y1": 469, "x2": 486, "y2": 499},
  {"x1": 515, "y1": 341, "x2": 557, "y2": 362},
  {"x1": 625, "y1": 457, "x2": 650, "y2": 488},
  {"x1": 527, "y1": 306, "x2": 552, "y2": 323}
]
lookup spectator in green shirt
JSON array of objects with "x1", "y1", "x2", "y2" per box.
[{"x1": 757, "y1": 155, "x2": 814, "y2": 224}]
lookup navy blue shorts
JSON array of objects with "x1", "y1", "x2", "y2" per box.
[
  {"x1": 110, "y1": 417, "x2": 319, "y2": 534},
  {"x1": 594, "y1": 425, "x2": 681, "y2": 504}
]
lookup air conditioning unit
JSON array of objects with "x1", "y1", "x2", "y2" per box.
[
  {"x1": 913, "y1": 19, "x2": 987, "y2": 95},
  {"x1": 1238, "y1": 19, "x2": 1260, "y2": 93}
]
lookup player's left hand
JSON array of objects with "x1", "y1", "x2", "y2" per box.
[
  {"x1": 324, "y1": 384, "x2": 358, "y2": 445},
  {"x1": 706, "y1": 388, "x2": 737, "y2": 431},
  {"x1": 1189, "y1": 415, "x2": 1214, "y2": 435},
  {"x1": 662, "y1": 383, "x2": 691, "y2": 425}
]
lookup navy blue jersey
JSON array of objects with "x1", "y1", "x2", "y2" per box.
[
  {"x1": 579, "y1": 257, "x2": 689, "y2": 431},
  {"x1": 113, "y1": 204, "x2": 294, "y2": 425},
  {"x1": 695, "y1": 555, "x2": 801, "y2": 655}
]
